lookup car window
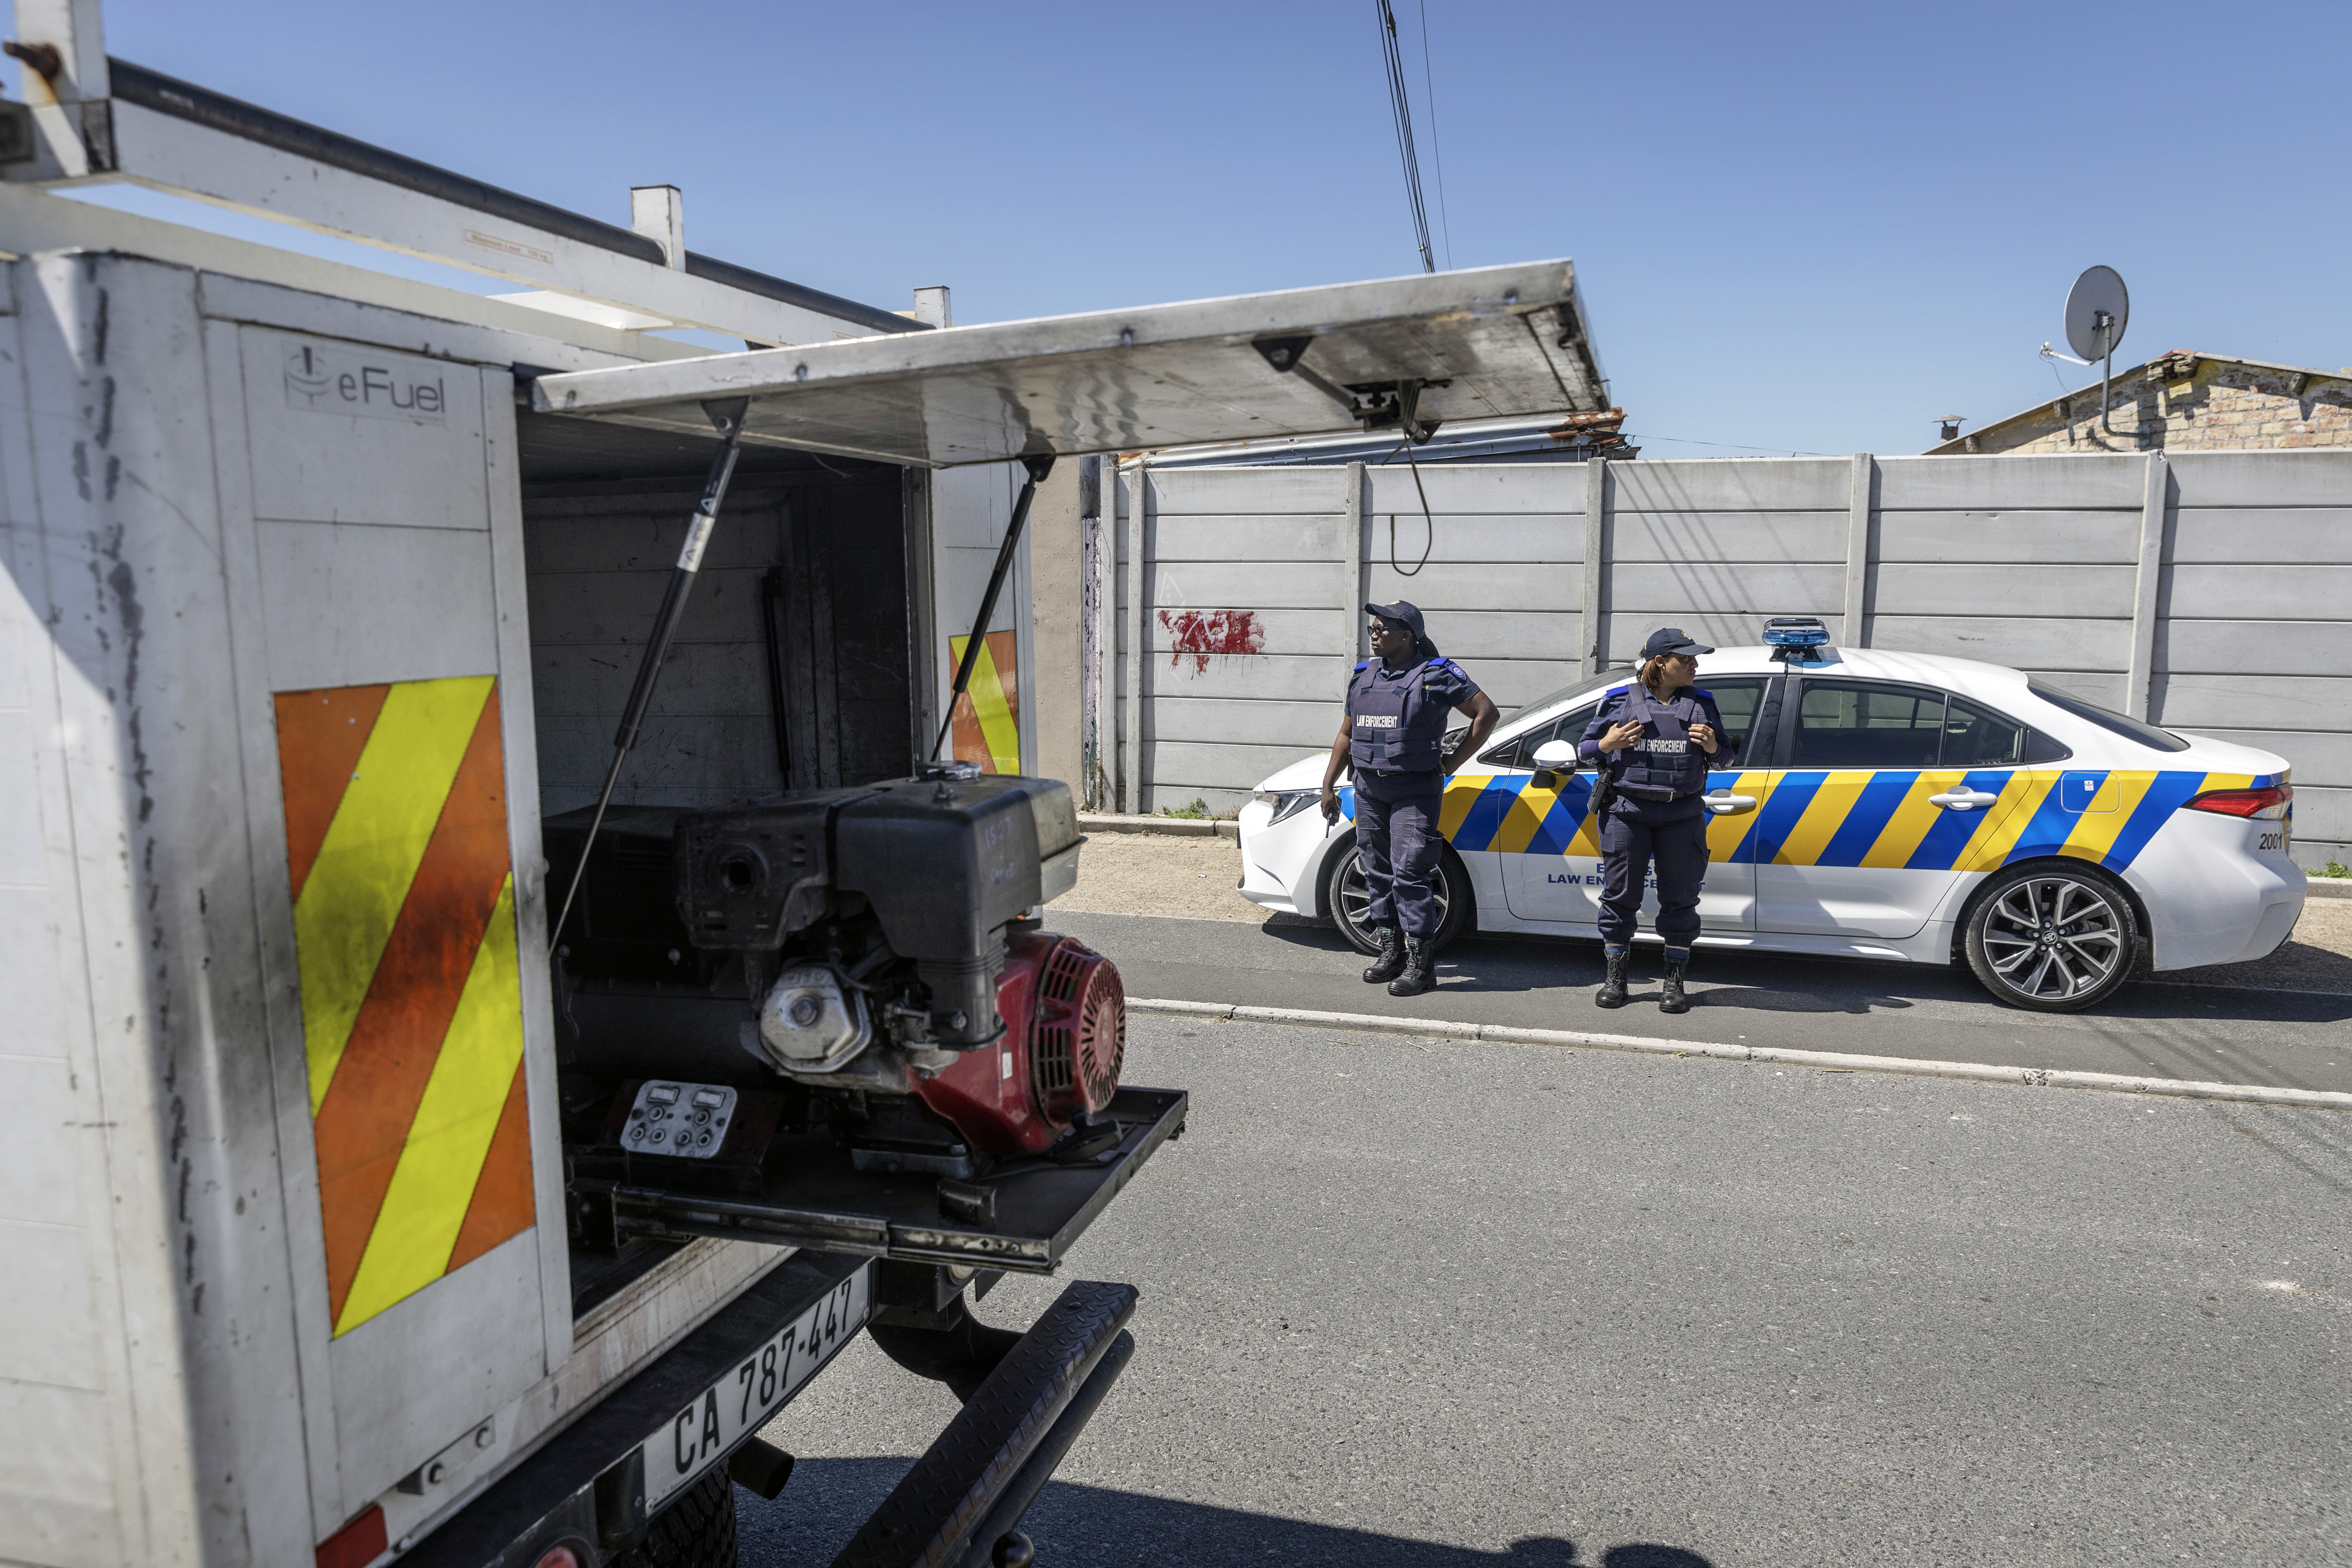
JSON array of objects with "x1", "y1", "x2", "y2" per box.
[
  {"x1": 1481, "y1": 703, "x2": 1598, "y2": 770},
  {"x1": 1789, "y1": 680, "x2": 1945, "y2": 770},
  {"x1": 1495, "y1": 673, "x2": 1625, "y2": 727},
  {"x1": 1698, "y1": 677, "x2": 1769, "y2": 770},
  {"x1": 2027, "y1": 680, "x2": 2192, "y2": 753},
  {"x1": 1941, "y1": 696, "x2": 2027, "y2": 767},
  {"x1": 1941, "y1": 694, "x2": 2071, "y2": 767}
]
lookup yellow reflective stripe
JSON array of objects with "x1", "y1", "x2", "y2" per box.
[
  {"x1": 1773, "y1": 770, "x2": 1874, "y2": 865},
  {"x1": 2057, "y1": 771, "x2": 2145, "y2": 861},
  {"x1": 1494, "y1": 779, "x2": 1553, "y2": 854},
  {"x1": 2202, "y1": 771, "x2": 2253, "y2": 792},
  {"x1": 1857, "y1": 770, "x2": 1962, "y2": 869},
  {"x1": 1703, "y1": 770, "x2": 1769, "y2": 861},
  {"x1": 293, "y1": 675, "x2": 497, "y2": 1113},
  {"x1": 950, "y1": 636, "x2": 1021, "y2": 773},
  {"x1": 335, "y1": 876, "x2": 524, "y2": 1335},
  {"x1": 1438, "y1": 774, "x2": 1492, "y2": 840},
  {"x1": 1957, "y1": 771, "x2": 2062, "y2": 871}
]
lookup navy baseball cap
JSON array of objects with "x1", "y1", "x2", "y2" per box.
[
  {"x1": 1641, "y1": 626, "x2": 1715, "y2": 658},
  {"x1": 1365, "y1": 601, "x2": 1425, "y2": 637}
]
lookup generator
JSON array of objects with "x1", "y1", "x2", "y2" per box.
[{"x1": 547, "y1": 766, "x2": 1167, "y2": 1262}]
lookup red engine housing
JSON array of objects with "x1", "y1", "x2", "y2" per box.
[{"x1": 909, "y1": 931, "x2": 1125, "y2": 1157}]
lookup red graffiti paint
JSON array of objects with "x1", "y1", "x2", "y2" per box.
[{"x1": 1157, "y1": 608, "x2": 1265, "y2": 674}]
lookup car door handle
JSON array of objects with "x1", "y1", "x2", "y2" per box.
[
  {"x1": 1703, "y1": 793, "x2": 1757, "y2": 815},
  {"x1": 1929, "y1": 789, "x2": 2001, "y2": 811}
]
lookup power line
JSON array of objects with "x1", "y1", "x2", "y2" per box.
[
  {"x1": 1375, "y1": 0, "x2": 1435, "y2": 273},
  {"x1": 1417, "y1": 0, "x2": 1452, "y2": 270}
]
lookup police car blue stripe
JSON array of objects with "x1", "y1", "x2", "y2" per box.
[
  {"x1": 1816, "y1": 771, "x2": 1919, "y2": 867},
  {"x1": 1455, "y1": 775, "x2": 1524, "y2": 852},
  {"x1": 1742, "y1": 772, "x2": 1824, "y2": 864},
  {"x1": 2100, "y1": 771, "x2": 2211, "y2": 870},
  {"x1": 2002, "y1": 771, "x2": 2107, "y2": 862},
  {"x1": 1903, "y1": 770, "x2": 2013, "y2": 871},
  {"x1": 1531, "y1": 775, "x2": 1598, "y2": 855}
]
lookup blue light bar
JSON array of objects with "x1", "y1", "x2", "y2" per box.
[{"x1": 1762, "y1": 617, "x2": 1830, "y2": 648}]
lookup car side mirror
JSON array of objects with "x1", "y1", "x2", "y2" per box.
[{"x1": 1530, "y1": 738, "x2": 1578, "y2": 788}]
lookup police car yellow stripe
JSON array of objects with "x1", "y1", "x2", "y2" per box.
[
  {"x1": 1702, "y1": 770, "x2": 1771, "y2": 862},
  {"x1": 1771, "y1": 771, "x2": 1876, "y2": 866},
  {"x1": 1427, "y1": 765, "x2": 2276, "y2": 873},
  {"x1": 1858, "y1": 771, "x2": 1963, "y2": 868},
  {"x1": 1955, "y1": 771, "x2": 2062, "y2": 871}
]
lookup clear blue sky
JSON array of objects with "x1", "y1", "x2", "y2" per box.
[{"x1": 43, "y1": 0, "x2": 2352, "y2": 457}]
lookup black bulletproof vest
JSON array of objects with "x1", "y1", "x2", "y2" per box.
[
  {"x1": 1348, "y1": 658, "x2": 1449, "y2": 772},
  {"x1": 1612, "y1": 685, "x2": 1709, "y2": 795}
]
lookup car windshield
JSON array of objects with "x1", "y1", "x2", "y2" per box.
[
  {"x1": 2027, "y1": 681, "x2": 2192, "y2": 753},
  {"x1": 1499, "y1": 671, "x2": 1627, "y2": 727}
]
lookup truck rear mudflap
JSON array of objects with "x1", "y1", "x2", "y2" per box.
[{"x1": 401, "y1": 1259, "x2": 1138, "y2": 1568}]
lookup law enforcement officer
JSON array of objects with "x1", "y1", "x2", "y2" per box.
[
  {"x1": 1579, "y1": 628, "x2": 1738, "y2": 1014},
  {"x1": 1317, "y1": 601, "x2": 1498, "y2": 997}
]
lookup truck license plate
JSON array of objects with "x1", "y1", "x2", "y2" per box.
[{"x1": 641, "y1": 1263, "x2": 873, "y2": 1510}]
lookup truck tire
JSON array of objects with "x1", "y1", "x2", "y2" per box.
[{"x1": 614, "y1": 1467, "x2": 737, "y2": 1568}]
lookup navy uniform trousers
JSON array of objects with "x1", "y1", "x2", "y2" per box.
[
  {"x1": 1355, "y1": 774, "x2": 1444, "y2": 939},
  {"x1": 1597, "y1": 795, "x2": 1709, "y2": 950}
]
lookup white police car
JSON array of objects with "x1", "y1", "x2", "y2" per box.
[{"x1": 1236, "y1": 621, "x2": 2304, "y2": 1012}]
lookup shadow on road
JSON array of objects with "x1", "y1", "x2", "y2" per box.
[{"x1": 739, "y1": 1457, "x2": 1716, "y2": 1566}]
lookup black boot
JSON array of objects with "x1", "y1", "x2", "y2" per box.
[
  {"x1": 1595, "y1": 946, "x2": 1629, "y2": 1009},
  {"x1": 1660, "y1": 951, "x2": 1690, "y2": 1014},
  {"x1": 1387, "y1": 935, "x2": 1434, "y2": 997},
  {"x1": 1362, "y1": 925, "x2": 1405, "y2": 984}
]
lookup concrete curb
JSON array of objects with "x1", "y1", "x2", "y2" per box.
[
  {"x1": 2307, "y1": 878, "x2": 2351, "y2": 901},
  {"x1": 1129, "y1": 998, "x2": 2352, "y2": 1113},
  {"x1": 1079, "y1": 813, "x2": 1239, "y2": 840}
]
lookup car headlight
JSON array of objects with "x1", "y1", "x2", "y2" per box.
[{"x1": 1255, "y1": 788, "x2": 1321, "y2": 826}]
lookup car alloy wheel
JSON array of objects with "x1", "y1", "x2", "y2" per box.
[
  {"x1": 1965, "y1": 867, "x2": 2136, "y2": 1011},
  {"x1": 1327, "y1": 844, "x2": 1465, "y2": 956}
]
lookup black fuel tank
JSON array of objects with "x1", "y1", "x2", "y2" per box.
[{"x1": 833, "y1": 774, "x2": 1077, "y2": 962}]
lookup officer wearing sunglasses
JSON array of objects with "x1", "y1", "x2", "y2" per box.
[{"x1": 1318, "y1": 601, "x2": 1498, "y2": 996}]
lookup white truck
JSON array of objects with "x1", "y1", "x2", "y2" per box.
[{"x1": 0, "y1": 6, "x2": 1607, "y2": 1565}]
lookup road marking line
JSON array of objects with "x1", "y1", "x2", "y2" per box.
[{"x1": 1127, "y1": 998, "x2": 2352, "y2": 1111}]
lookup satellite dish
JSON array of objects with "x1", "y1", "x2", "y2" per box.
[{"x1": 2064, "y1": 266, "x2": 2129, "y2": 365}]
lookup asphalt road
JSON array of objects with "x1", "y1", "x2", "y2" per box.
[
  {"x1": 1052, "y1": 910, "x2": 2352, "y2": 1097},
  {"x1": 745, "y1": 1014, "x2": 2350, "y2": 1566}
]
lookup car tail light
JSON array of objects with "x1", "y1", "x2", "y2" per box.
[{"x1": 2183, "y1": 784, "x2": 2292, "y2": 820}]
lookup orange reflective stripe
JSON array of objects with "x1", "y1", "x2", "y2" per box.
[
  {"x1": 276, "y1": 684, "x2": 391, "y2": 904},
  {"x1": 447, "y1": 1058, "x2": 536, "y2": 1275}
]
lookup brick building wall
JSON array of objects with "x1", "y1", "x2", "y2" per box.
[{"x1": 1929, "y1": 354, "x2": 2352, "y2": 455}]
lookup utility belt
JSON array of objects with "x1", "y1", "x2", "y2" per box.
[{"x1": 1613, "y1": 784, "x2": 1699, "y2": 803}]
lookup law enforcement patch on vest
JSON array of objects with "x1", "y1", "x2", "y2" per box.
[
  {"x1": 1641, "y1": 738, "x2": 1689, "y2": 754},
  {"x1": 1357, "y1": 715, "x2": 1399, "y2": 729}
]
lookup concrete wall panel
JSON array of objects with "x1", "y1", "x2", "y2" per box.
[
  {"x1": 1873, "y1": 563, "x2": 2137, "y2": 619},
  {"x1": 1611, "y1": 458, "x2": 1848, "y2": 511},
  {"x1": 2171, "y1": 508, "x2": 2352, "y2": 564},
  {"x1": 1876, "y1": 454, "x2": 2143, "y2": 509},
  {"x1": 1365, "y1": 464, "x2": 1582, "y2": 515},
  {"x1": 1611, "y1": 510, "x2": 1847, "y2": 563},
  {"x1": 1865, "y1": 614, "x2": 2132, "y2": 671},
  {"x1": 1876, "y1": 511, "x2": 2140, "y2": 563}
]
